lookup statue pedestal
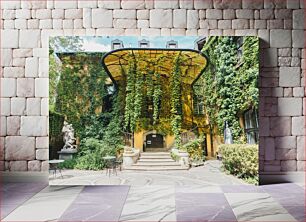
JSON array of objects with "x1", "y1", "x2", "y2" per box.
[
  {"x1": 171, "y1": 148, "x2": 190, "y2": 168},
  {"x1": 58, "y1": 149, "x2": 77, "y2": 160}
]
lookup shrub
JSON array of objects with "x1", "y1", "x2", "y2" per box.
[
  {"x1": 58, "y1": 158, "x2": 77, "y2": 169},
  {"x1": 218, "y1": 144, "x2": 258, "y2": 184},
  {"x1": 182, "y1": 138, "x2": 205, "y2": 162}
]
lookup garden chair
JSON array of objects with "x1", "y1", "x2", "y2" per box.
[
  {"x1": 103, "y1": 157, "x2": 117, "y2": 176},
  {"x1": 115, "y1": 156, "x2": 123, "y2": 171}
]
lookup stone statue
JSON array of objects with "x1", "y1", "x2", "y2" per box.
[
  {"x1": 224, "y1": 121, "x2": 233, "y2": 144},
  {"x1": 62, "y1": 121, "x2": 77, "y2": 150}
]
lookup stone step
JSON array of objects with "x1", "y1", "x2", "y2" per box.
[
  {"x1": 138, "y1": 159, "x2": 175, "y2": 162},
  {"x1": 139, "y1": 155, "x2": 172, "y2": 159},
  {"x1": 124, "y1": 165, "x2": 189, "y2": 171},
  {"x1": 134, "y1": 162, "x2": 181, "y2": 166},
  {"x1": 140, "y1": 152, "x2": 170, "y2": 156}
]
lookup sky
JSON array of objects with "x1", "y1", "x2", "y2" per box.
[{"x1": 81, "y1": 36, "x2": 200, "y2": 52}]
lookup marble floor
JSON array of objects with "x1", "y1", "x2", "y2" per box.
[{"x1": 1, "y1": 182, "x2": 304, "y2": 222}]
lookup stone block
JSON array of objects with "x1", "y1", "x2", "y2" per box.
[
  {"x1": 292, "y1": 30, "x2": 305, "y2": 48},
  {"x1": 276, "y1": 149, "x2": 297, "y2": 160},
  {"x1": 121, "y1": 0, "x2": 145, "y2": 9},
  {"x1": 54, "y1": 0, "x2": 77, "y2": 9},
  {"x1": 264, "y1": 164, "x2": 281, "y2": 172},
  {"x1": 65, "y1": 9, "x2": 82, "y2": 19},
  {"x1": 21, "y1": 1, "x2": 47, "y2": 9},
  {"x1": 35, "y1": 78, "x2": 49, "y2": 98},
  {"x1": 281, "y1": 160, "x2": 297, "y2": 171},
  {"x1": 258, "y1": 29, "x2": 269, "y2": 48},
  {"x1": 150, "y1": 9, "x2": 172, "y2": 28},
  {"x1": 20, "y1": 116, "x2": 48, "y2": 136},
  {"x1": 161, "y1": 28, "x2": 171, "y2": 36},
  {"x1": 4, "y1": 20, "x2": 15, "y2": 29},
  {"x1": 194, "y1": 0, "x2": 212, "y2": 9},
  {"x1": 270, "y1": 117, "x2": 291, "y2": 136},
  {"x1": 41, "y1": 160, "x2": 49, "y2": 171},
  {"x1": 25, "y1": 57, "x2": 38, "y2": 77},
  {"x1": 98, "y1": 0, "x2": 121, "y2": 9},
  {"x1": 297, "y1": 136, "x2": 305, "y2": 161},
  {"x1": 7, "y1": 116, "x2": 20, "y2": 136},
  {"x1": 28, "y1": 160, "x2": 41, "y2": 171},
  {"x1": 236, "y1": 9, "x2": 254, "y2": 19},
  {"x1": 92, "y1": 9, "x2": 113, "y2": 28},
  {"x1": 293, "y1": 9, "x2": 305, "y2": 30},
  {"x1": 242, "y1": 0, "x2": 263, "y2": 9},
  {"x1": 206, "y1": 9, "x2": 222, "y2": 19},
  {"x1": 287, "y1": 0, "x2": 300, "y2": 9},
  {"x1": 11, "y1": 98, "x2": 26, "y2": 115},
  {"x1": 179, "y1": 0, "x2": 193, "y2": 8},
  {"x1": 17, "y1": 78, "x2": 34, "y2": 97},
  {"x1": 74, "y1": 19, "x2": 83, "y2": 29},
  {"x1": 267, "y1": 20, "x2": 284, "y2": 29},
  {"x1": 263, "y1": 48, "x2": 277, "y2": 67},
  {"x1": 1, "y1": 117, "x2": 6, "y2": 137},
  {"x1": 297, "y1": 161, "x2": 305, "y2": 171},
  {"x1": 35, "y1": 9, "x2": 51, "y2": 19},
  {"x1": 259, "y1": 117, "x2": 269, "y2": 136},
  {"x1": 232, "y1": 19, "x2": 249, "y2": 29},
  {"x1": 141, "y1": 28, "x2": 161, "y2": 36},
  {"x1": 39, "y1": 19, "x2": 52, "y2": 29},
  {"x1": 36, "y1": 137, "x2": 48, "y2": 149},
  {"x1": 113, "y1": 9, "x2": 136, "y2": 19},
  {"x1": 137, "y1": 20, "x2": 149, "y2": 28},
  {"x1": 83, "y1": 8, "x2": 92, "y2": 28},
  {"x1": 0, "y1": 137, "x2": 4, "y2": 160},
  {"x1": 274, "y1": 9, "x2": 292, "y2": 19},
  {"x1": 36, "y1": 149, "x2": 49, "y2": 160},
  {"x1": 9, "y1": 161, "x2": 27, "y2": 171},
  {"x1": 279, "y1": 67, "x2": 300, "y2": 87},
  {"x1": 1, "y1": 78, "x2": 16, "y2": 98},
  {"x1": 2, "y1": 10, "x2": 16, "y2": 19},
  {"x1": 1, "y1": 30, "x2": 19, "y2": 48},
  {"x1": 114, "y1": 19, "x2": 137, "y2": 29},
  {"x1": 278, "y1": 48, "x2": 291, "y2": 57},
  {"x1": 137, "y1": 10, "x2": 149, "y2": 19},
  {"x1": 41, "y1": 98, "x2": 49, "y2": 116},
  {"x1": 292, "y1": 116, "x2": 305, "y2": 136},
  {"x1": 52, "y1": 9, "x2": 64, "y2": 19},
  {"x1": 223, "y1": 9, "x2": 235, "y2": 19},
  {"x1": 63, "y1": 20, "x2": 74, "y2": 29},
  {"x1": 278, "y1": 98, "x2": 302, "y2": 116},
  {"x1": 38, "y1": 58, "x2": 49, "y2": 77},
  {"x1": 26, "y1": 98, "x2": 41, "y2": 116},
  {"x1": 293, "y1": 87, "x2": 304, "y2": 97},
  {"x1": 264, "y1": 137, "x2": 275, "y2": 160},
  {"x1": 213, "y1": 0, "x2": 241, "y2": 9},
  {"x1": 173, "y1": 9, "x2": 187, "y2": 28},
  {"x1": 270, "y1": 30, "x2": 291, "y2": 48},
  {"x1": 218, "y1": 20, "x2": 232, "y2": 29},
  {"x1": 200, "y1": 20, "x2": 218, "y2": 29},
  {"x1": 186, "y1": 29, "x2": 198, "y2": 36},
  {"x1": 15, "y1": 9, "x2": 31, "y2": 19},
  {"x1": 154, "y1": 0, "x2": 178, "y2": 9},
  {"x1": 19, "y1": 30, "x2": 41, "y2": 48},
  {"x1": 96, "y1": 28, "x2": 125, "y2": 36},
  {"x1": 5, "y1": 136, "x2": 35, "y2": 160},
  {"x1": 1, "y1": 1, "x2": 20, "y2": 9},
  {"x1": 272, "y1": 87, "x2": 283, "y2": 97},
  {"x1": 15, "y1": 19, "x2": 27, "y2": 29},
  {"x1": 12, "y1": 58, "x2": 25, "y2": 67},
  {"x1": 278, "y1": 57, "x2": 291, "y2": 67},
  {"x1": 78, "y1": 0, "x2": 97, "y2": 8},
  {"x1": 275, "y1": 136, "x2": 297, "y2": 149},
  {"x1": 284, "y1": 19, "x2": 293, "y2": 29},
  {"x1": 0, "y1": 98, "x2": 10, "y2": 116},
  {"x1": 13, "y1": 49, "x2": 33, "y2": 58},
  {"x1": 3, "y1": 67, "x2": 24, "y2": 78},
  {"x1": 187, "y1": 10, "x2": 199, "y2": 29},
  {"x1": 0, "y1": 49, "x2": 13, "y2": 66},
  {"x1": 171, "y1": 29, "x2": 186, "y2": 36},
  {"x1": 284, "y1": 88, "x2": 293, "y2": 97}
]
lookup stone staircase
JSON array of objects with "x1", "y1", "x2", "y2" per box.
[{"x1": 124, "y1": 152, "x2": 189, "y2": 171}]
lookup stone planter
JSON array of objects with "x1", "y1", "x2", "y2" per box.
[
  {"x1": 123, "y1": 147, "x2": 139, "y2": 167},
  {"x1": 171, "y1": 148, "x2": 190, "y2": 168},
  {"x1": 57, "y1": 149, "x2": 77, "y2": 160}
]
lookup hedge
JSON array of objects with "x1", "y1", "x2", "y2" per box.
[{"x1": 218, "y1": 144, "x2": 258, "y2": 184}]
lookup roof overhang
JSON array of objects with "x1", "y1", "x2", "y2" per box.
[{"x1": 101, "y1": 48, "x2": 208, "y2": 85}]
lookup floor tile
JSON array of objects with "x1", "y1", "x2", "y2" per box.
[
  {"x1": 59, "y1": 185, "x2": 130, "y2": 222},
  {"x1": 176, "y1": 185, "x2": 223, "y2": 193},
  {"x1": 176, "y1": 193, "x2": 236, "y2": 222},
  {"x1": 225, "y1": 193, "x2": 297, "y2": 221},
  {"x1": 119, "y1": 185, "x2": 176, "y2": 222},
  {"x1": 270, "y1": 192, "x2": 305, "y2": 206},
  {"x1": 282, "y1": 205, "x2": 305, "y2": 222},
  {"x1": 261, "y1": 183, "x2": 304, "y2": 194},
  {"x1": 3, "y1": 186, "x2": 84, "y2": 221},
  {"x1": 221, "y1": 185, "x2": 264, "y2": 193}
]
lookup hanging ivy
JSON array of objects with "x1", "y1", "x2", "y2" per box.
[
  {"x1": 170, "y1": 55, "x2": 183, "y2": 148},
  {"x1": 153, "y1": 73, "x2": 162, "y2": 124}
]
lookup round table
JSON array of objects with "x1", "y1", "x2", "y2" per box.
[{"x1": 49, "y1": 160, "x2": 64, "y2": 179}]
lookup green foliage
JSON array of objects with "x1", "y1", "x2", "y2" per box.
[
  {"x1": 54, "y1": 53, "x2": 108, "y2": 138},
  {"x1": 219, "y1": 144, "x2": 258, "y2": 185},
  {"x1": 135, "y1": 118, "x2": 173, "y2": 136},
  {"x1": 170, "y1": 55, "x2": 183, "y2": 148},
  {"x1": 153, "y1": 73, "x2": 162, "y2": 124},
  {"x1": 196, "y1": 37, "x2": 259, "y2": 143},
  {"x1": 49, "y1": 111, "x2": 65, "y2": 159},
  {"x1": 182, "y1": 138, "x2": 205, "y2": 162},
  {"x1": 58, "y1": 158, "x2": 77, "y2": 169}
]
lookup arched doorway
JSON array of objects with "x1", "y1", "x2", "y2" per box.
[{"x1": 145, "y1": 133, "x2": 164, "y2": 149}]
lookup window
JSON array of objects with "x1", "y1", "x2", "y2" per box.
[
  {"x1": 193, "y1": 95, "x2": 205, "y2": 115},
  {"x1": 166, "y1": 40, "x2": 178, "y2": 49},
  {"x1": 138, "y1": 39, "x2": 150, "y2": 48},
  {"x1": 111, "y1": 39, "x2": 124, "y2": 50},
  {"x1": 244, "y1": 109, "x2": 259, "y2": 144}
]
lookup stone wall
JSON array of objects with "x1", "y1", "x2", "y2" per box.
[{"x1": 0, "y1": 0, "x2": 305, "y2": 173}]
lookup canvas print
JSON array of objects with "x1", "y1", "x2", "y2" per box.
[{"x1": 49, "y1": 36, "x2": 259, "y2": 185}]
